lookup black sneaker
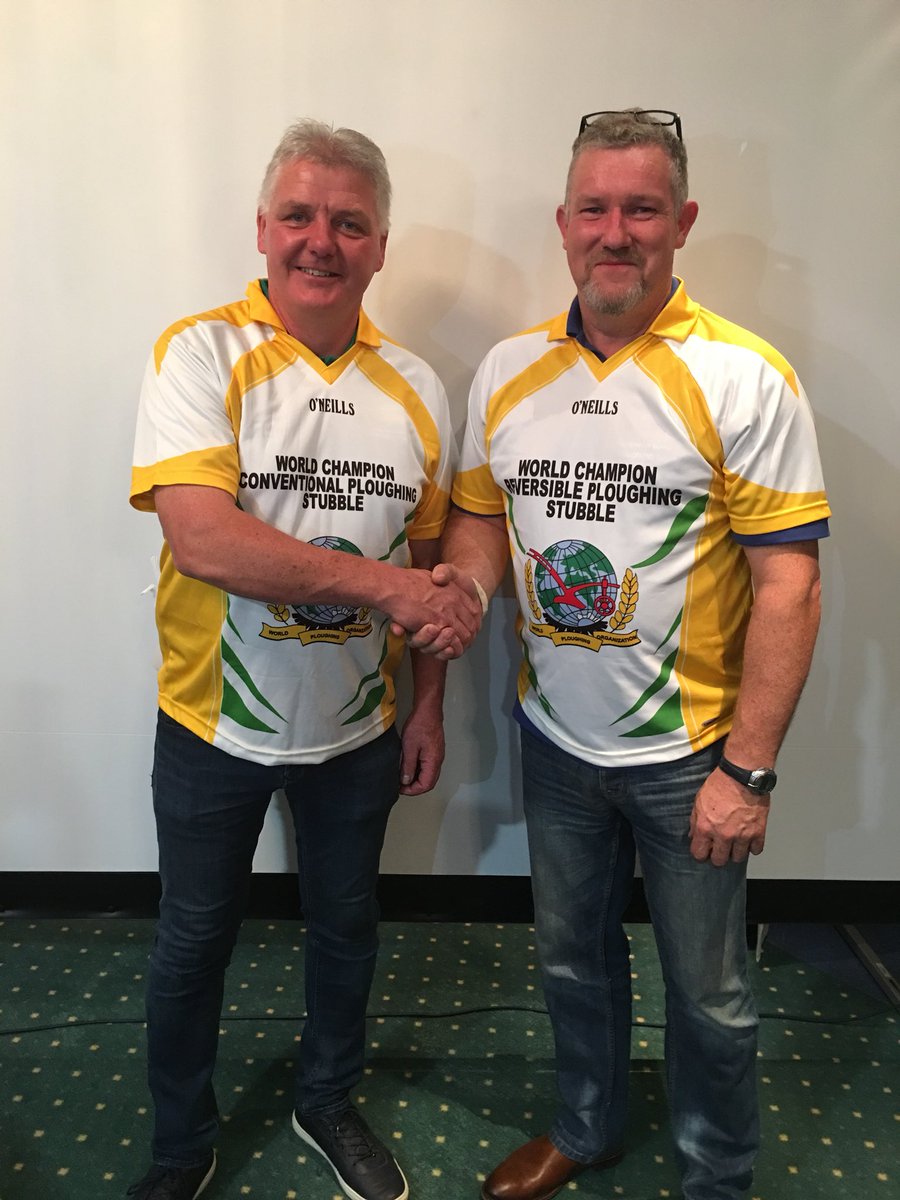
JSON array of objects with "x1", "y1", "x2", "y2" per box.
[
  {"x1": 292, "y1": 1107, "x2": 408, "y2": 1200},
  {"x1": 126, "y1": 1152, "x2": 216, "y2": 1199}
]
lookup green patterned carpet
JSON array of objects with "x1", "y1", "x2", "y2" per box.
[{"x1": 1, "y1": 919, "x2": 896, "y2": 1199}]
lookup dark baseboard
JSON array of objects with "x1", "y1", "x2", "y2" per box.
[{"x1": 1, "y1": 872, "x2": 897, "y2": 924}]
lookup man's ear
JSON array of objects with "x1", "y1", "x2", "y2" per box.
[
  {"x1": 375, "y1": 231, "x2": 388, "y2": 273},
  {"x1": 256, "y1": 209, "x2": 268, "y2": 255},
  {"x1": 556, "y1": 204, "x2": 569, "y2": 248},
  {"x1": 675, "y1": 200, "x2": 699, "y2": 249}
]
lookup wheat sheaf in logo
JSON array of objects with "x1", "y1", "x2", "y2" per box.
[
  {"x1": 525, "y1": 539, "x2": 640, "y2": 652},
  {"x1": 260, "y1": 535, "x2": 373, "y2": 646}
]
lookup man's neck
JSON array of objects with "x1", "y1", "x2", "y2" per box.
[
  {"x1": 265, "y1": 288, "x2": 359, "y2": 362},
  {"x1": 580, "y1": 318, "x2": 647, "y2": 360},
  {"x1": 577, "y1": 283, "x2": 675, "y2": 359},
  {"x1": 286, "y1": 313, "x2": 359, "y2": 362}
]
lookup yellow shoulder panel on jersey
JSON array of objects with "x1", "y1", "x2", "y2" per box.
[
  {"x1": 689, "y1": 308, "x2": 800, "y2": 397},
  {"x1": 485, "y1": 343, "x2": 581, "y2": 448},
  {"x1": 223, "y1": 338, "x2": 303, "y2": 433},
  {"x1": 634, "y1": 340, "x2": 724, "y2": 469},
  {"x1": 355, "y1": 350, "x2": 440, "y2": 476},
  {"x1": 154, "y1": 299, "x2": 256, "y2": 374},
  {"x1": 354, "y1": 347, "x2": 446, "y2": 536}
]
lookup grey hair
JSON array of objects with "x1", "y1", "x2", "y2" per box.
[
  {"x1": 258, "y1": 119, "x2": 392, "y2": 231},
  {"x1": 565, "y1": 109, "x2": 688, "y2": 212}
]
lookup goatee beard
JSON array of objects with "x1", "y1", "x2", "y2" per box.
[{"x1": 581, "y1": 276, "x2": 648, "y2": 317}]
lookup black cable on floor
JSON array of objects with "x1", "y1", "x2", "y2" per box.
[{"x1": 0, "y1": 1001, "x2": 894, "y2": 1039}]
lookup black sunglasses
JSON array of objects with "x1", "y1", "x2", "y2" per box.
[{"x1": 578, "y1": 109, "x2": 683, "y2": 141}]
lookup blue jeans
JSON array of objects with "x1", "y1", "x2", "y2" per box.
[
  {"x1": 146, "y1": 710, "x2": 401, "y2": 1168},
  {"x1": 522, "y1": 728, "x2": 759, "y2": 1200}
]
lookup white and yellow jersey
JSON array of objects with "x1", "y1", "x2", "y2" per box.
[
  {"x1": 131, "y1": 280, "x2": 454, "y2": 765},
  {"x1": 452, "y1": 281, "x2": 830, "y2": 767}
]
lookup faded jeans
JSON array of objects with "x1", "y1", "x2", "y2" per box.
[{"x1": 522, "y1": 727, "x2": 759, "y2": 1200}]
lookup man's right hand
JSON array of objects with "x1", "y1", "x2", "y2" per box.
[
  {"x1": 386, "y1": 567, "x2": 483, "y2": 658},
  {"x1": 391, "y1": 563, "x2": 486, "y2": 658}
]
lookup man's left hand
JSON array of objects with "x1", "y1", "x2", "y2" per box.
[
  {"x1": 689, "y1": 768, "x2": 770, "y2": 866},
  {"x1": 399, "y1": 706, "x2": 446, "y2": 795}
]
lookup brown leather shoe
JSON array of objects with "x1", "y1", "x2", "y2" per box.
[{"x1": 480, "y1": 1134, "x2": 623, "y2": 1200}]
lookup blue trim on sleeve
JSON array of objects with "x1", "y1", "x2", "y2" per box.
[
  {"x1": 732, "y1": 518, "x2": 830, "y2": 546},
  {"x1": 450, "y1": 500, "x2": 506, "y2": 518}
]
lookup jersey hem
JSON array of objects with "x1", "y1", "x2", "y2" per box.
[
  {"x1": 518, "y1": 694, "x2": 734, "y2": 769},
  {"x1": 158, "y1": 696, "x2": 395, "y2": 767}
]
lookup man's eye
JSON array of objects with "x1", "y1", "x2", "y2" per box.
[{"x1": 338, "y1": 219, "x2": 364, "y2": 233}]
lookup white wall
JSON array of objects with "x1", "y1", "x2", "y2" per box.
[{"x1": 2, "y1": 0, "x2": 898, "y2": 880}]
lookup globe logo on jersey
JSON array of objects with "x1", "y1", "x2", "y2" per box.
[
  {"x1": 293, "y1": 536, "x2": 364, "y2": 628},
  {"x1": 525, "y1": 539, "x2": 641, "y2": 651},
  {"x1": 531, "y1": 540, "x2": 618, "y2": 631},
  {"x1": 260, "y1": 535, "x2": 373, "y2": 646}
]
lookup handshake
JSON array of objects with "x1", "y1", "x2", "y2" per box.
[{"x1": 389, "y1": 563, "x2": 488, "y2": 660}]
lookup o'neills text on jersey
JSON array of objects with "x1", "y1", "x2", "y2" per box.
[
  {"x1": 309, "y1": 397, "x2": 355, "y2": 415},
  {"x1": 572, "y1": 398, "x2": 618, "y2": 415}
]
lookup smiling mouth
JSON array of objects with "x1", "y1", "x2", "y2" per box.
[{"x1": 298, "y1": 266, "x2": 339, "y2": 278}]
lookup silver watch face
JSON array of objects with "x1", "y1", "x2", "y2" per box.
[{"x1": 747, "y1": 768, "x2": 777, "y2": 794}]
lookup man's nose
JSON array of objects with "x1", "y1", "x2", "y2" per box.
[
  {"x1": 599, "y1": 208, "x2": 631, "y2": 249},
  {"x1": 306, "y1": 213, "x2": 336, "y2": 254}
]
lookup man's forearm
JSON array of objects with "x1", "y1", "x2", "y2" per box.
[
  {"x1": 723, "y1": 543, "x2": 822, "y2": 765},
  {"x1": 689, "y1": 542, "x2": 822, "y2": 865},
  {"x1": 410, "y1": 647, "x2": 447, "y2": 713},
  {"x1": 154, "y1": 484, "x2": 482, "y2": 643},
  {"x1": 159, "y1": 486, "x2": 405, "y2": 607},
  {"x1": 439, "y1": 507, "x2": 509, "y2": 599}
]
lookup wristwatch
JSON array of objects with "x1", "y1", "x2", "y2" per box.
[{"x1": 717, "y1": 755, "x2": 777, "y2": 795}]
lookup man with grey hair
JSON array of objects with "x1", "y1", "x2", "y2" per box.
[
  {"x1": 421, "y1": 109, "x2": 830, "y2": 1198},
  {"x1": 128, "y1": 119, "x2": 480, "y2": 1200}
]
